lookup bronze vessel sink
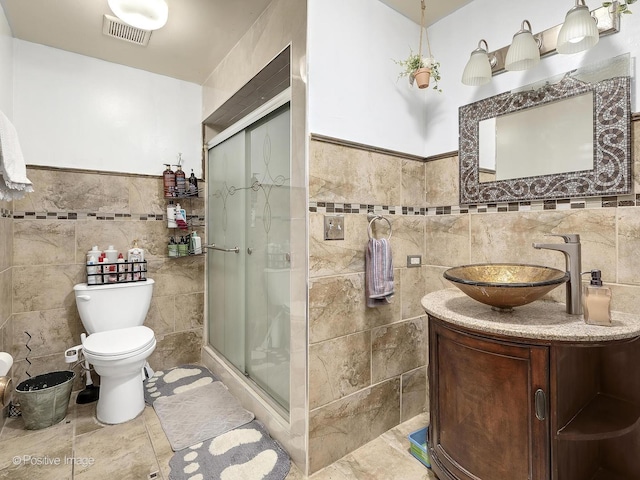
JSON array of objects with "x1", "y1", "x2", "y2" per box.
[{"x1": 443, "y1": 263, "x2": 569, "y2": 311}]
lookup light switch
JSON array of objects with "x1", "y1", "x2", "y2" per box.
[{"x1": 324, "y1": 215, "x2": 345, "y2": 240}]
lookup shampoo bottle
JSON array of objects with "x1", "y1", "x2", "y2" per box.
[
  {"x1": 583, "y1": 269, "x2": 612, "y2": 326},
  {"x1": 163, "y1": 164, "x2": 176, "y2": 198},
  {"x1": 104, "y1": 245, "x2": 118, "y2": 263},
  {"x1": 128, "y1": 241, "x2": 145, "y2": 281},
  {"x1": 167, "y1": 200, "x2": 177, "y2": 228},
  {"x1": 175, "y1": 154, "x2": 186, "y2": 196}
]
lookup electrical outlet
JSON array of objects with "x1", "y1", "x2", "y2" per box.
[{"x1": 407, "y1": 255, "x2": 422, "y2": 267}]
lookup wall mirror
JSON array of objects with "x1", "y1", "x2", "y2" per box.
[{"x1": 459, "y1": 54, "x2": 631, "y2": 204}]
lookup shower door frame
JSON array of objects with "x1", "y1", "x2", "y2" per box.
[{"x1": 203, "y1": 89, "x2": 294, "y2": 422}]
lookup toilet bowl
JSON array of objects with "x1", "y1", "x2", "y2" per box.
[
  {"x1": 73, "y1": 279, "x2": 155, "y2": 425},
  {"x1": 82, "y1": 326, "x2": 156, "y2": 424}
]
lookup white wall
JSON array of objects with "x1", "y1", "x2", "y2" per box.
[
  {"x1": 307, "y1": 0, "x2": 429, "y2": 156},
  {"x1": 0, "y1": 3, "x2": 13, "y2": 118},
  {"x1": 13, "y1": 40, "x2": 202, "y2": 176},
  {"x1": 309, "y1": 0, "x2": 640, "y2": 157}
]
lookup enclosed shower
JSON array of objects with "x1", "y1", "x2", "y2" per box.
[{"x1": 206, "y1": 94, "x2": 291, "y2": 414}]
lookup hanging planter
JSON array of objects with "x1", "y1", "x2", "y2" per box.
[
  {"x1": 394, "y1": 0, "x2": 442, "y2": 92},
  {"x1": 412, "y1": 67, "x2": 432, "y2": 89}
]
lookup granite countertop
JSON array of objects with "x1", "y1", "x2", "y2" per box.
[{"x1": 421, "y1": 289, "x2": 640, "y2": 342}]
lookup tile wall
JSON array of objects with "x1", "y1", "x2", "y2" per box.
[
  {"x1": 308, "y1": 139, "x2": 429, "y2": 473},
  {"x1": 5, "y1": 167, "x2": 205, "y2": 393},
  {"x1": 421, "y1": 120, "x2": 640, "y2": 312},
  {"x1": 306, "y1": 117, "x2": 638, "y2": 473}
]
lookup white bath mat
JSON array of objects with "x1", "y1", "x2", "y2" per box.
[
  {"x1": 144, "y1": 364, "x2": 219, "y2": 405},
  {"x1": 154, "y1": 382, "x2": 255, "y2": 451},
  {"x1": 168, "y1": 420, "x2": 290, "y2": 480}
]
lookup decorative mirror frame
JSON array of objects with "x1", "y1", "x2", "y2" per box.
[{"x1": 459, "y1": 74, "x2": 631, "y2": 204}]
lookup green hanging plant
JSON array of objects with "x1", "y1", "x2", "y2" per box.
[
  {"x1": 603, "y1": 0, "x2": 636, "y2": 14},
  {"x1": 393, "y1": 0, "x2": 442, "y2": 92}
]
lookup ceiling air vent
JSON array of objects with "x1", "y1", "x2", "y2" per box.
[{"x1": 102, "y1": 14, "x2": 151, "y2": 46}]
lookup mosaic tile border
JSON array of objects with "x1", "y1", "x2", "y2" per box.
[
  {"x1": 310, "y1": 194, "x2": 640, "y2": 217},
  {"x1": 0, "y1": 207, "x2": 11, "y2": 218},
  {"x1": 11, "y1": 211, "x2": 206, "y2": 224}
]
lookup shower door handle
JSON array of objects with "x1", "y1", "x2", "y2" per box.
[{"x1": 204, "y1": 244, "x2": 240, "y2": 254}]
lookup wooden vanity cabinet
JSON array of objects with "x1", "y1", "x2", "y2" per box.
[{"x1": 428, "y1": 316, "x2": 640, "y2": 480}]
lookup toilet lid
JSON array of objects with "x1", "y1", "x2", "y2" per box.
[{"x1": 83, "y1": 326, "x2": 155, "y2": 357}]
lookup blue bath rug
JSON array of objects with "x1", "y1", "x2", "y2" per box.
[
  {"x1": 144, "y1": 364, "x2": 219, "y2": 405},
  {"x1": 168, "y1": 420, "x2": 290, "y2": 480}
]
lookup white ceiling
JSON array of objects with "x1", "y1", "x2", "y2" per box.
[{"x1": 0, "y1": 0, "x2": 472, "y2": 85}]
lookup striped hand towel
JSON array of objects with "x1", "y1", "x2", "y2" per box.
[{"x1": 365, "y1": 237, "x2": 394, "y2": 307}]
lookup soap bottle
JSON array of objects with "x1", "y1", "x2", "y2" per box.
[
  {"x1": 163, "y1": 164, "x2": 176, "y2": 198},
  {"x1": 583, "y1": 269, "x2": 612, "y2": 326}
]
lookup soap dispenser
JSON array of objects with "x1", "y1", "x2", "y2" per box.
[{"x1": 582, "y1": 269, "x2": 612, "y2": 326}]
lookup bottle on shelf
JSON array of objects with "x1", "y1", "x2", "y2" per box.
[
  {"x1": 175, "y1": 153, "x2": 186, "y2": 196},
  {"x1": 188, "y1": 169, "x2": 198, "y2": 196},
  {"x1": 87, "y1": 255, "x2": 97, "y2": 285},
  {"x1": 116, "y1": 253, "x2": 126, "y2": 282},
  {"x1": 163, "y1": 164, "x2": 176, "y2": 198}
]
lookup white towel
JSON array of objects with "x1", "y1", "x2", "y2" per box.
[{"x1": 0, "y1": 109, "x2": 33, "y2": 201}]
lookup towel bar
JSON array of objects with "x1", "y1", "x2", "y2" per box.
[{"x1": 367, "y1": 214, "x2": 392, "y2": 240}]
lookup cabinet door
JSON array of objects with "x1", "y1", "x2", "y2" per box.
[{"x1": 429, "y1": 317, "x2": 550, "y2": 480}]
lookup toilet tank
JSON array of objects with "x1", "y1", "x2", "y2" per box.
[{"x1": 73, "y1": 279, "x2": 154, "y2": 333}]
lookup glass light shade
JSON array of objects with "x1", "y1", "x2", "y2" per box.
[
  {"x1": 462, "y1": 50, "x2": 492, "y2": 86},
  {"x1": 557, "y1": 3, "x2": 599, "y2": 54},
  {"x1": 107, "y1": 0, "x2": 168, "y2": 31},
  {"x1": 505, "y1": 28, "x2": 540, "y2": 71}
]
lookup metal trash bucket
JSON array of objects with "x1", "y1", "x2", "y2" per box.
[{"x1": 15, "y1": 371, "x2": 75, "y2": 430}]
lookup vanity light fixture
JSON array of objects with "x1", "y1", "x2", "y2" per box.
[
  {"x1": 461, "y1": 40, "x2": 495, "y2": 86},
  {"x1": 462, "y1": 1, "x2": 621, "y2": 85},
  {"x1": 107, "y1": 0, "x2": 168, "y2": 31},
  {"x1": 505, "y1": 20, "x2": 541, "y2": 71},
  {"x1": 557, "y1": 0, "x2": 600, "y2": 54}
]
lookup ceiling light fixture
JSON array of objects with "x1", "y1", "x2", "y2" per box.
[
  {"x1": 505, "y1": 20, "x2": 541, "y2": 71},
  {"x1": 107, "y1": 0, "x2": 168, "y2": 31},
  {"x1": 557, "y1": 0, "x2": 600, "y2": 54}
]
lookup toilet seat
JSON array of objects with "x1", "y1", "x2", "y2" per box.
[{"x1": 83, "y1": 326, "x2": 155, "y2": 358}]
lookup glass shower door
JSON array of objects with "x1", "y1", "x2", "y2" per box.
[
  {"x1": 207, "y1": 131, "x2": 246, "y2": 373},
  {"x1": 207, "y1": 103, "x2": 291, "y2": 412},
  {"x1": 244, "y1": 107, "x2": 291, "y2": 411}
]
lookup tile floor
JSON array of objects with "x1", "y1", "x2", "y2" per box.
[{"x1": 0, "y1": 393, "x2": 435, "y2": 480}]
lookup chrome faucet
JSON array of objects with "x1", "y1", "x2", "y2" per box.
[{"x1": 532, "y1": 234, "x2": 582, "y2": 315}]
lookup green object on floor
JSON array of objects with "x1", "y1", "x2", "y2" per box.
[
  {"x1": 409, "y1": 427, "x2": 431, "y2": 468},
  {"x1": 14, "y1": 371, "x2": 75, "y2": 430}
]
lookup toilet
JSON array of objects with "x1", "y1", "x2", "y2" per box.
[{"x1": 73, "y1": 279, "x2": 156, "y2": 424}]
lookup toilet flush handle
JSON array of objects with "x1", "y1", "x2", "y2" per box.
[{"x1": 76, "y1": 295, "x2": 91, "y2": 301}]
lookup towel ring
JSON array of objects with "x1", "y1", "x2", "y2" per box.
[{"x1": 367, "y1": 214, "x2": 392, "y2": 240}]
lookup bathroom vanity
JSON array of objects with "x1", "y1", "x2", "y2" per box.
[{"x1": 422, "y1": 289, "x2": 640, "y2": 480}]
